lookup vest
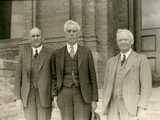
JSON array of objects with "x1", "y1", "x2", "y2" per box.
[
  {"x1": 63, "y1": 49, "x2": 79, "y2": 87},
  {"x1": 30, "y1": 54, "x2": 40, "y2": 88},
  {"x1": 113, "y1": 57, "x2": 127, "y2": 99}
]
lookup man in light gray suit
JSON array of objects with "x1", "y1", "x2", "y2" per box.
[
  {"x1": 14, "y1": 27, "x2": 54, "y2": 120},
  {"x1": 102, "y1": 29, "x2": 152, "y2": 120}
]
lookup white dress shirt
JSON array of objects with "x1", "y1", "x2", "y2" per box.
[
  {"x1": 120, "y1": 49, "x2": 132, "y2": 61},
  {"x1": 32, "y1": 45, "x2": 43, "y2": 56},
  {"x1": 67, "y1": 43, "x2": 78, "y2": 55}
]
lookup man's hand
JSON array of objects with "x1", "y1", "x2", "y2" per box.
[
  {"x1": 137, "y1": 107, "x2": 146, "y2": 117},
  {"x1": 52, "y1": 96, "x2": 58, "y2": 109},
  {"x1": 52, "y1": 100, "x2": 55, "y2": 108},
  {"x1": 91, "y1": 101, "x2": 97, "y2": 112},
  {"x1": 16, "y1": 99, "x2": 23, "y2": 111}
]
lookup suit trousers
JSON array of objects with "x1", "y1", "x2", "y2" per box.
[
  {"x1": 24, "y1": 88, "x2": 52, "y2": 120},
  {"x1": 57, "y1": 86, "x2": 91, "y2": 120},
  {"x1": 107, "y1": 97, "x2": 138, "y2": 120}
]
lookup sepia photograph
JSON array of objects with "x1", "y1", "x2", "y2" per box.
[{"x1": 0, "y1": 0, "x2": 159, "y2": 120}]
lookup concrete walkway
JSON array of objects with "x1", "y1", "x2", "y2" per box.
[
  {"x1": 51, "y1": 87, "x2": 160, "y2": 120},
  {"x1": 140, "y1": 87, "x2": 160, "y2": 120},
  {"x1": 1, "y1": 87, "x2": 160, "y2": 120}
]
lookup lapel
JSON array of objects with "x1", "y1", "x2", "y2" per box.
[
  {"x1": 121, "y1": 51, "x2": 136, "y2": 77},
  {"x1": 109, "y1": 51, "x2": 137, "y2": 83},
  {"x1": 110, "y1": 54, "x2": 120, "y2": 83},
  {"x1": 27, "y1": 46, "x2": 32, "y2": 70},
  {"x1": 38, "y1": 46, "x2": 48, "y2": 71},
  {"x1": 24, "y1": 46, "x2": 32, "y2": 81},
  {"x1": 59, "y1": 46, "x2": 66, "y2": 74},
  {"x1": 77, "y1": 45, "x2": 83, "y2": 68},
  {"x1": 59, "y1": 45, "x2": 83, "y2": 73}
]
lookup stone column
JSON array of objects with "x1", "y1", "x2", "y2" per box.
[
  {"x1": 0, "y1": 58, "x2": 25, "y2": 120},
  {"x1": 23, "y1": 0, "x2": 36, "y2": 39},
  {"x1": 11, "y1": 1, "x2": 26, "y2": 38},
  {"x1": 95, "y1": 0, "x2": 108, "y2": 89},
  {"x1": 82, "y1": 0, "x2": 97, "y2": 48},
  {"x1": 108, "y1": 0, "x2": 129, "y2": 56},
  {"x1": 70, "y1": 0, "x2": 83, "y2": 28},
  {"x1": 36, "y1": 0, "x2": 70, "y2": 38}
]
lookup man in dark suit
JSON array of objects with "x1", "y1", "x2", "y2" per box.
[
  {"x1": 14, "y1": 27, "x2": 53, "y2": 120},
  {"x1": 102, "y1": 29, "x2": 152, "y2": 120},
  {"x1": 51, "y1": 20, "x2": 98, "y2": 120}
]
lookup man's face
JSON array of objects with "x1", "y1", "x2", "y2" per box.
[
  {"x1": 65, "y1": 24, "x2": 79, "y2": 45},
  {"x1": 30, "y1": 28, "x2": 42, "y2": 48},
  {"x1": 116, "y1": 32, "x2": 133, "y2": 53}
]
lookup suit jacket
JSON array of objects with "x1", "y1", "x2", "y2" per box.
[
  {"x1": 102, "y1": 51, "x2": 152, "y2": 115},
  {"x1": 51, "y1": 45, "x2": 98, "y2": 103},
  {"x1": 14, "y1": 45, "x2": 53, "y2": 107}
]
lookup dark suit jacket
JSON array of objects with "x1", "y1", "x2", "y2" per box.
[
  {"x1": 51, "y1": 45, "x2": 98, "y2": 103},
  {"x1": 14, "y1": 45, "x2": 53, "y2": 107},
  {"x1": 102, "y1": 51, "x2": 152, "y2": 115}
]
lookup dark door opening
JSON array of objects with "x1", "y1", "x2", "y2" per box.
[{"x1": 0, "y1": 1, "x2": 12, "y2": 39}]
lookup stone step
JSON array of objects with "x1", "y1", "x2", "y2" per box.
[{"x1": 140, "y1": 110, "x2": 160, "y2": 120}]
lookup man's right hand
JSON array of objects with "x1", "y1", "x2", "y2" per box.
[
  {"x1": 16, "y1": 99, "x2": 23, "y2": 111},
  {"x1": 52, "y1": 96, "x2": 58, "y2": 109}
]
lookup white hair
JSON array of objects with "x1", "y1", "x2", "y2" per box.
[
  {"x1": 64, "y1": 20, "x2": 81, "y2": 32},
  {"x1": 30, "y1": 27, "x2": 41, "y2": 35},
  {"x1": 116, "y1": 29, "x2": 134, "y2": 41}
]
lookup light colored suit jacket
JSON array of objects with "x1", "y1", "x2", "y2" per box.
[
  {"x1": 14, "y1": 45, "x2": 53, "y2": 107},
  {"x1": 102, "y1": 51, "x2": 152, "y2": 115}
]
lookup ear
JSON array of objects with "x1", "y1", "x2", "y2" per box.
[{"x1": 131, "y1": 39, "x2": 134, "y2": 45}]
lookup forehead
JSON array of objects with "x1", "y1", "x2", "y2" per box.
[
  {"x1": 66, "y1": 24, "x2": 78, "y2": 30},
  {"x1": 30, "y1": 28, "x2": 41, "y2": 35},
  {"x1": 117, "y1": 32, "x2": 131, "y2": 40}
]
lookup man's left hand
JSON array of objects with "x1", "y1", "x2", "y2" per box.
[
  {"x1": 137, "y1": 107, "x2": 146, "y2": 117},
  {"x1": 91, "y1": 101, "x2": 97, "y2": 112}
]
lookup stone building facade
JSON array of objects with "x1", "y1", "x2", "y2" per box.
[
  {"x1": 0, "y1": 0, "x2": 141, "y2": 119},
  {"x1": 1, "y1": 0, "x2": 140, "y2": 88}
]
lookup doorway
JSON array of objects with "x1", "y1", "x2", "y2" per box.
[
  {"x1": 140, "y1": 0, "x2": 160, "y2": 85},
  {"x1": 0, "y1": 1, "x2": 12, "y2": 39}
]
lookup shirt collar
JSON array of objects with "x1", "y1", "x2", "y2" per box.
[
  {"x1": 66, "y1": 43, "x2": 78, "y2": 53},
  {"x1": 120, "y1": 49, "x2": 132, "y2": 61},
  {"x1": 32, "y1": 45, "x2": 43, "y2": 55}
]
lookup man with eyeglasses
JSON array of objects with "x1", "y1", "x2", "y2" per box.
[
  {"x1": 102, "y1": 29, "x2": 152, "y2": 120},
  {"x1": 51, "y1": 20, "x2": 98, "y2": 120},
  {"x1": 14, "y1": 27, "x2": 54, "y2": 120}
]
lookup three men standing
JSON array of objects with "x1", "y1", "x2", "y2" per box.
[
  {"x1": 51, "y1": 20, "x2": 98, "y2": 120},
  {"x1": 102, "y1": 29, "x2": 152, "y2": 120},
  {"x1": 14, "y1": 28, "x2": 53, "y2": 120},
  {"x1": 14, "y1": 21, "x2": 152, "y2": 120}
]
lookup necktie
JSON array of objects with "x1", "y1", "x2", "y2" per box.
[
  {"x1": 70, "y1": 46, "x2": 75, "y2": 58},
  {"x1": 121, "y1": 54, "x2": 126, "y2": 66},
  {"x1": 34, "y1": 49, "x2": 38, "y2": 58}
]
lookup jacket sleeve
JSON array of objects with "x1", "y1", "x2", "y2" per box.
[
  {"x1": 51, "y1": 51, "x2": 58, "y2": 96},
  {"x1": 102, "y1": 60, "x2": 110, "y2": 114},
  {"x1": 138, "y1": 55, "x2": 152, "y2": 109},
  {"x1": 14, "y1": 50, "x2": 22, "y2": 99},
  {"x1": 88, "y1": 49, "x2": 98, "y2": 102}
]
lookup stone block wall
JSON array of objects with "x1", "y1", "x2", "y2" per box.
[
  {"x1": 0, "y1": 0, "x2": 131, "y2": 118},
  {"x1": 0, "y1": 58, "x2": 23, "y2": 120}
]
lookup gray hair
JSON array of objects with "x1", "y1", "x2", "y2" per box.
[
  {"x1": 30, "y1": 27, "x2": 41, "y2": 35},
  {"x1": 116, "y1": 29, "x2": 134, "y2": 41},
  {"x1": 64, "y1": 20, "x2": 81, "y2": 32}
]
